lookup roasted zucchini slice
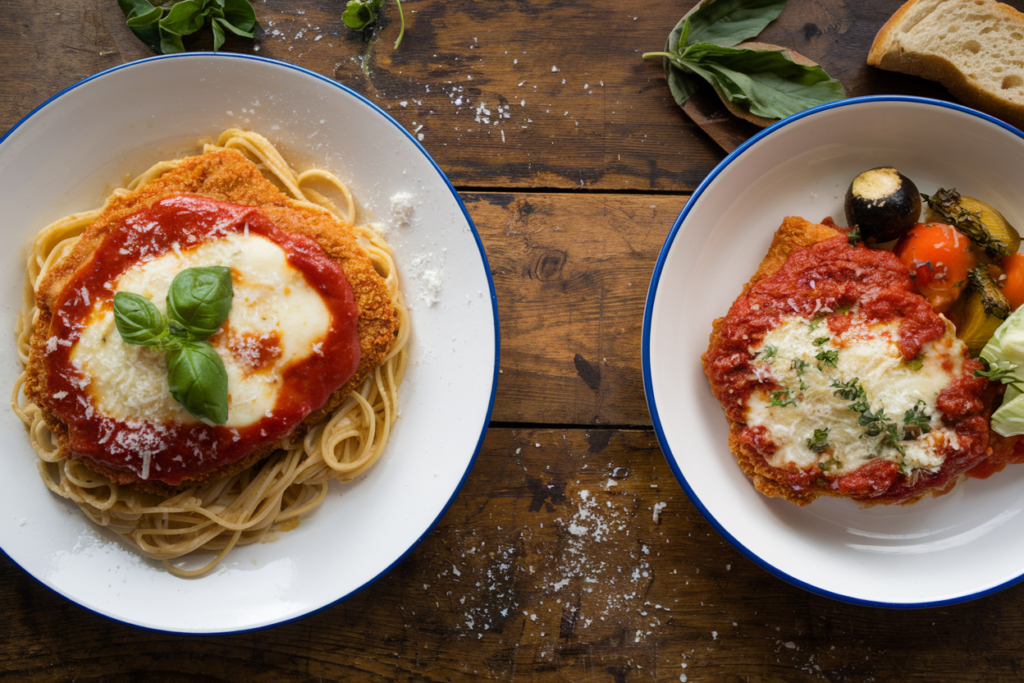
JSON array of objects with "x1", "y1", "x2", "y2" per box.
[
  {"x1": 923, "y1": 188, "x2": 1021, "y2": 257},
  {"x1": 960, "y1": 266, "x2": 1012, "y2": 355}
]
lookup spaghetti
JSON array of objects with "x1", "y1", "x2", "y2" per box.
[{"x1": 12, "y1": 129, "x2": 409, "y2": 576}]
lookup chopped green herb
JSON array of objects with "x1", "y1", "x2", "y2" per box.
[
  {"x1": 808, "y1": 318, "x2": 822, "y2": 333},
  {"x1": 817, "y1": 456, "x2": 842, "y2": 472},
  {"x1": 847, "y1": 227, "x2": 860, "y2": 246},
  {"x1": 816, "y1": 349, "x2": 838, "y2": 369},
  {"x1": 813, "y1": 337, "x2": 830, "y2": 346},
  {"x1": 856, "y1": 407, "x2": 907, "y2": 456},
  {"x1": 831, "y1": 377, "x2": 862, "y2": 401},
  {"x1": 807, "y1": 427, "x2": 830, "y2": 453},
  {"x1": 792, "y1": 358, "x2": 809, "y2": 376},
  {"x1": 975, "y1": 356, "x2": 1024, "y2": 392},
  {"x1": 757, "y1": 345, "x2": 778, "y2": 361},
  {"x1": 769, "y1": 389, "x2": 797, "y2": 407},
  {"x1": 905, "y1": 355, "x2": 924, "y2": 371},
  {"x1": 858, "y1": 406, "x2": 887, "y2": 437},
  {"x1": 880, "y1": 422, "x2": 906, "y2": 457},
  {"x1": 830, "y1": 377, "x2": 905, "y2": 456},
  {"x1": 903, "y1": 401, "x2": 931, "y2": 440}
]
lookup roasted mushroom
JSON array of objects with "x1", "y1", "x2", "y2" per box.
[
  {"x1": 844, "y1": 167, "x2": 922, "y2": 243},
  {"x1": 923, "y1": 188, "x2": 1021, "y2": 258}
]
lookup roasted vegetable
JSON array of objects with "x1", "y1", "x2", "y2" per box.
[
  {"x1": 844, "y1": 167, "x2": 922, "y2": 243},
  {"x1": 960, "y1": 266, "x2": 1012, "y2": 355},
  {"x1": 894, "y1": 223, "x2": 978, "y2": 313},
  {"x1": 923, "y1": 188, "x2": 1021, "y2": 257},
  {"x1": 980, "y1": 299, "x2": 1024, "y2": 435},
  {"x1": 1002, "y1": 253, "x2": 1024, "y2": 311}
]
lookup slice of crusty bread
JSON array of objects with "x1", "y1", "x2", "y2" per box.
[{"x1": 868, "y1": 0, "x2": 1024, "y2": 129}]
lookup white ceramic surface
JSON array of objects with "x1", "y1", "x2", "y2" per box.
[
  {"x1": 0, "y1": 55, "x2": 498, "y2": 632},
  {"x1": 644, "y1": 97, "x2": 1024, "y2": 607}
]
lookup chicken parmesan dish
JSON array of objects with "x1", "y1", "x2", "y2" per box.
[
  {"x1": 13, "y1": 130, "x2": 409, "y2": 574},
  {"x1": 703, "y1": 216, "x2": 995, "y2": 504},
  {"x1": 704, "y1": 169, "x2": 1024, "y2": 505}
]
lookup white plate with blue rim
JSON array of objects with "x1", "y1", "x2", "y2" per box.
[
  {"x1": 0, "y1": 54, "x2": 499, "y2": 633},
  {"x1": 644, "y1": 96, "x2": 1024, "y2": 607}
]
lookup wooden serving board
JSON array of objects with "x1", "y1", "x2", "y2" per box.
[{"x1": 681, "y1": 87, "x2": 765, "y2": 153}]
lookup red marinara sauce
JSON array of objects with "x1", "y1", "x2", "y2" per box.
[
  {"x1": 704, "y1": 234, "x2": 994, "y2": 503},
  {"x1": 40, "y1": 195, "x2": 361, "y2": 487}
]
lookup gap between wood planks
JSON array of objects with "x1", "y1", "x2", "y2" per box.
[
  {"x1": 490, "y1": 421, "x2": 656, "y2": 431},
  {"x1": 455, "y1": 185, "x2": 698, "y2": 198}
]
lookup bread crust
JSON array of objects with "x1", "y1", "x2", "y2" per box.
[
  {"x1": 25, "y1": 149, "x2": 398, "y2": 493},
  {"x1": 868, "y1": 0, "x2": 1024, "y2": 129}
]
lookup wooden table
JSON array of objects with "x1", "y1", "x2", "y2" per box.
[{"x1": 4, "y1": 1, "x2": 1024, "y2": 680}]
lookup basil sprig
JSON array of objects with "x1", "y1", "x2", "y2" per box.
[
  {"x1": 343, "y1": 0, "x2": 406, "y2": 49},
  {"x1": 117, "y1": 0, "x2": 258, "y2": 54},
  {"x1": 166, "y1": 267, "x2": 235, "y2": 339},
  {"x1": 113, "y1": 266, "x2": 234, "y2": 425},
  {"x1": 643, "y1": 0, "x2": 845, "y2": 121}
]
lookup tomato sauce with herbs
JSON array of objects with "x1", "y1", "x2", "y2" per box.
[
  {"x1": 705, "y1": 235, "x2": 993, "y2": 503},
  {"x1": 41, "y1": 195, "x2": 360, "y2": 486}
]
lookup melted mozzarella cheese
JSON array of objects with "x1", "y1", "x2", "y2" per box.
[
  {"x1": 72, "y1": 233, "x2": 332, "y2": 428},
  {"x1": 745, "y1": 314, "x2": 964, "y2": 476}
]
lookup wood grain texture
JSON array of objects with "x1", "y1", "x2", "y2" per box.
[
  {"x1": 7, "y1": 0, "x2": 1024, "y2": 680},
  {"x1": 4, "y1": 428, "x2": 1024, "y2": 681},
  {"x1": 471, "y1": 192, "x2": 686, "y2": 426},
  {"x1": 2, "y1": 0, "x2": 1009, "y2": 194}
]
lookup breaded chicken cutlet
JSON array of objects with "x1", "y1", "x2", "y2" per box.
[
  {"x1": 703, "y1": 217, "x2": 995, "y2": 505},
  {"x1": 25, "y1": 149, "x2": 398, "y2": 492}
]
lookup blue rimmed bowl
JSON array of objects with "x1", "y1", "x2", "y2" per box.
[
  {"x1": 0, "y1": 53, "x2": 498, "y2": 633},
  {"x1": 643, "y1": 96, "x2": 1024, "y2": 607}
]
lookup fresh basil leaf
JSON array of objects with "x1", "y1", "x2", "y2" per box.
[
  {"x1": 120, "y1": 0, "x2": 257, "y2": 54},
  {"x1": 216, "y1": 15, "x2": 256, "y2": 38},
  {"x1": 222, "y1": 0, "x2": 258, "y2": 33},
  {"x1": 684, "y1": 0, "x2": 788, "y2": 48},
  {"x1": 683, "y1": 44, "x2": 845, "y2": 119},
  {"x1": 343, "y1": 0, "x2": 383, "y2": 30},
  {"x1": 166, "y1": 266, "x2": 234, "y2": 340},
  {"x1": 118, "y1": 0, "x2": 163, "y2": 52},
  {"x1": 119, "y1": 0, "x2": 162, "y2": 27},
  {"x1": 160, "y1": 0, "x2": 206, "y2": 35},
  {"x1": 113, "y1": 292, "x2": 168, "y2": 347},
  {"x1": 676, "y1": 17, "x2": 692, "y2": 51},
  {"x1": 342, "y1": 0, "x2": 404, "y2": 49},
  {"x1": 211, "y1": 17, "x2": 226, "y2": 50},
  {"x1": 664, "y1": 18, "x2": 700, "y2": 107},
  {"x1": 167, "y1": 342, "x2": 229, "y2": 424}
]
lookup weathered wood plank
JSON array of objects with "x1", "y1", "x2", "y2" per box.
[
  {"x1": 0, "y1": 0, "x2": 997, "y2": 194},
  {"x1": 471, "y1": 192, "x2": 686, "y2": 426},
  {"x1": 4, "y1": 428, "x2": 1024, "y2": 681}
]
